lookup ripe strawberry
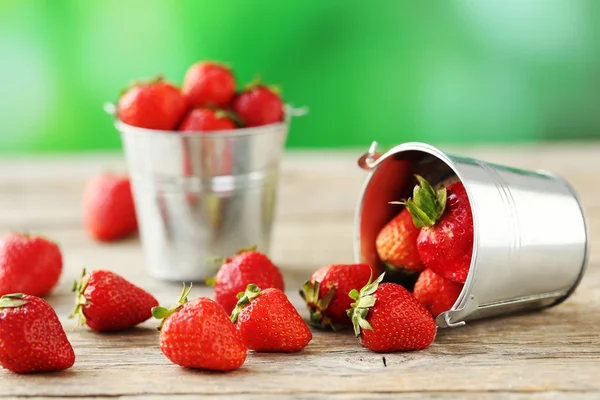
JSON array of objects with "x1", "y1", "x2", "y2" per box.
[
  {"x1": 348, "y1": 273, "x2": 436, "y2": 352},
  {"x1": 413, "y1": 268, "x2": 463, "y2": 317},
  {"x1": 300, "y1": 263, "x2": 373, "y2": 330},
  {"x1": 231, "y1": 285, "x2": 312, "y2": 352},
  {"x1": 179, "y1": 108, "x2": 237, "y2": 132},
  {"x1": 182, "y1": 61, "x2": 236, "y2": 108},
  {"x1": 117, "y1": 78, "x2": 187, "y2": 130},
  {"x1": 0, "y1": 293, "x2": 75, "y2": 373},
  {"x1": 375, "y1": 208, "x2": 423, "y2": 273},
  {"x1": 397, "y1": 176, "x2": 473, "y2": 283},
  {"x1": 232, "y1": 81, "x2": 284, "y2": 127},
  {"x1": 70, "y1": 269, "x2": 158, "y2": 332},
  {"x1": 153, "y1": 284, "x2": 246, "y2": 371},
  {"x1": 83, "y1": 173, "x2": 138, "y2": 242},
  {"x1": 0, "y1": 233, "x2": 62, "y2": 297},
  {"x1": 210, "y1": 248, "x2": 285, "y2": 314}
]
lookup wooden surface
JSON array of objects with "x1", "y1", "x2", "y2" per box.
[{"x1": 0, "y1": 144, "x2": 599, "y2": 400}]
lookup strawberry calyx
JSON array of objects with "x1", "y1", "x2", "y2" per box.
[
  {"x1": 0, "y1": 293, "x2": 28, "y2": 308},
  {"x1": 69, "y1": 268, "x2": 92, "y2": 329},
  {"x1": 118, "y1": 74, "x2": 169, "y2": 99},
  {"x1": 214, "y1": 109, "x2": 244, "y2": 127},
  {"x1": 347, "y1": 272, "x2": 385, "y2": 338},
  {"x1": 390, "y1": 175, "x2": 447, "y2": 228},
  {"x1": 299, "y1": 281, "x2": 343, "y2": 331},
  {"x1": 152, "y1": 283, "x2": 193, "y2": 331},
  {"x1": 230, "y1": 284, "x2": 261, "y2": 323},
  {"x1": 242, "y1": 76, "x2": 282, "y2": 96}
]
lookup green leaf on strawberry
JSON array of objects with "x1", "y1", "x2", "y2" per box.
[{"x1": 347, "y1": 272, "x2": 386, "y2": 338}]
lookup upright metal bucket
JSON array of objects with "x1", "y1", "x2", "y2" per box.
[
  {"x1": 355, "y1": 142, "x2": 589, "y2": 328},
  {"x1": 117, "y1": 119, "x2": 289, "y2": 282}
]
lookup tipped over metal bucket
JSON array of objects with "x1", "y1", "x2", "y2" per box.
[{"x1": 355, "y1": 141, "x2": 589, "y2": 328}]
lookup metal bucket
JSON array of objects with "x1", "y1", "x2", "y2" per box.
[
  {"x1": 116, "y1": 113, "x2": 296, "y2": 281},
  {"x1": 355, "y1": 141, "x2": 589, "y2": 328}
]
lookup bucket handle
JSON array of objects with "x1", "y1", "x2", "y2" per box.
[{"x1": 357, "y1": 141, "x2": 382, "y2": 171}]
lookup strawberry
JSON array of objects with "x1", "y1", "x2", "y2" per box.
[
  {"x1": 70, "y1": 269, "x2": 158, "y2": 332},
  {"x1": 210, "y1": 248, "x2": 285, "y2": 314},
  {"x1": 232, "y1": 80, "x2": 284, "y2": 127},
  {"x1": 83, "y1": 173, "x2": 138, "y2": 242},
  {"x1": 348, "y1": 273, "x2": 436, "y2": 352},
  {"x1": 153, "y1": 284, "x2": 246, "y2": 371},
  {"x1": 182, "y1": 61, "x2": 236, "y2": 108},
  {"x1": 231, "y1": 285, "x2": 312, "y2": 352},
  {"x1": 0, "y1": 293, "x2": 75, "y2": 373},
  {"x1": 396, "y1": 176, "x2": 474, "y2": 284},
  {"x1": 179, "y1": 108, "x2": 237, "y2": 132},
  {"x1": 300, "y1": 263, "x2": 373, "y2": 330},
  {"x1": 117, "y1": 78, "x2": 187, "y2": 130},
  {"x1": 413, "y1": 268, "x2": 463, "y2": 317},
  {"x1": 0, "y1": 233, "x2": 62, "y2": 297},
  {"x1": 375, "y1": 208, "x2": 423, "y2": 273}
]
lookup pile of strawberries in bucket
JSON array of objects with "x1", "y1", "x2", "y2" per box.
[{"x1": 0, "y1": 60, "x2": 474, "y2": 375}]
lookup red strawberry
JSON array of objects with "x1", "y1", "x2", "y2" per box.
[
  {"x1": 375, "y1": 208, "x2": 423, "y2": 273},
  {"x1": 232, "y1": 81, "x2": 284, "y2": 127},
  {"x1": 300, "y1": 263, "x2": 373, "y2": 330},
  {"x1": 231, "y1": 285, "x2": 312, "y2": 352},
  {"x1": 117, "y1": 78, "x2": 187, "y2": 130},
  {"x1": 153, "y1": 284, "x2": 246, "y2": 371},
  {"x1": 413, "y1": 268, "x2": 463, "y2": 317},
  {"x1": 211, "y1": 248, "x2": 285, "y2": 314},
  {"x1": 182, "y1": 61, "x2": 236, "y2": 108},
  {"x1": 70, "y1": 269, "x2": 158, "y2": 332},
  {"x1": 0, "y1": 233, "x2": 62, "y2": 297},
  {"x1": 179, "y1": 108, "x2": 237, "y2": 132},
  {"x1": 398, "y1": 176, "x2": 474, "y2": 283},
  {"x1": 348, "y1": 273, "x2": 436, "y2": 352},
  {"x1": 0, "y1": 293, "x2": 75, "y2": 373},
  {"x1": 83, "y1": 173, "x2": 138, "y2": 242}
]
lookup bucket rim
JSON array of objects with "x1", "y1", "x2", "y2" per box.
[{"x1": 110, "y1": 104, "x2": 305, "y2": 139}]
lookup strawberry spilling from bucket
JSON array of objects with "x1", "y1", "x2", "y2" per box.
[
  {"x1": 300, "y1": 263, "x2": 373, "y2": 330},
  {"x1": 413, "y1": 268, "x2": 463, "y2": 317},
  {"x1": 396, "y1": 176, "x2": 474, "y2": 284},
  {"x1": 209, "y1": 248, "x2": 285, "y2": 314},
  {"x1": 231, "y1": 285, "x2": 312, "y2": 352},
  {"x1": 348, "y1": 273, "x2": 436, "y2": 352},
  {"x1": 375, "y1": 208, "x2": 423, "y2": 274}
]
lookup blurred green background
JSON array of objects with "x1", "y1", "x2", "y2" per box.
[{"x1": 1, "y1": 0, "x2": 599, "y2": 153}]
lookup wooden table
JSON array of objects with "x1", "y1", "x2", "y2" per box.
[{"x1": 0, "y1": 144, "x2": 599, "y2": 400}]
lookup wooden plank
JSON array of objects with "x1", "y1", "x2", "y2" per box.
[{"x1": 0, "y1": 145, "x2": 599, "y2": 399}]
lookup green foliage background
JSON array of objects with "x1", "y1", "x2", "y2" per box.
[{"x1": 1, "y1": 0, "x2": 599, "y2": 152}]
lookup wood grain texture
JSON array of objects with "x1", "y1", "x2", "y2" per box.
[{"x1": 0, "y1": 144, "x2": 599, "y2": 399}]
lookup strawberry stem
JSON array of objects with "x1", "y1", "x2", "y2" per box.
[
  {"x1": 347, "y1": 273, "x2": 385, "y2": 338},
  {"x1": 230, "y1": 284, "x2": 261, "y2": 323},
  {"x1": 390, "y1": 175, "x2": 447, "y2": 228},
  {"x1": 0, "y1": 293, "x2": 28, "y2": 308},
  {"x1": 69, "y1": 268, "x2": 91, "y2": 330},
  {"x1": 242, "y1": 75, "x2": 282, "y2": 96},
  {"x1": 299, "y1": 280, "x2": 343, "y2": 330},
  {"x1": 152, "y1": 283, "x2": 193, "y2": 331}
]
